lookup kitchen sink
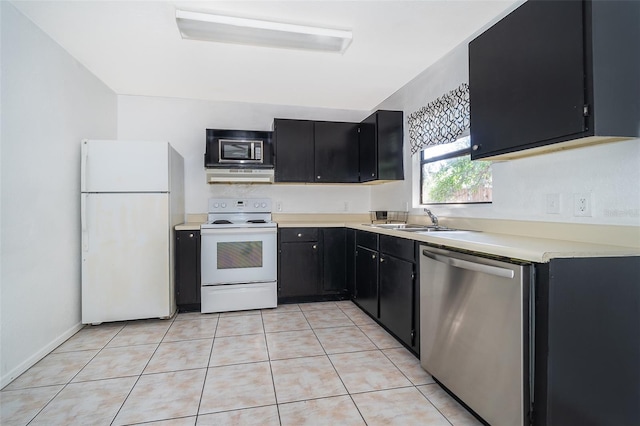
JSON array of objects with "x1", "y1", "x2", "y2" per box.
[
  {"x1": 398, "y1": 226, "x2": 456, "y2": 232},
  {"x1": 362, "y1": 223, "x2": 456, "y2": 232}
]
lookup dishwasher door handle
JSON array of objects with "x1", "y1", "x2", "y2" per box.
[{"x1": 422, "y1": 249, "x2": 515, "y2": 279}]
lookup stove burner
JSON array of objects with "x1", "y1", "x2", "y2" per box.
[
  {"x1": 247, "y1": 219, "x2": 267, "y2": 224},
  {"x1": 212, "y1": 219, "x2": 232, "y2": 225}
]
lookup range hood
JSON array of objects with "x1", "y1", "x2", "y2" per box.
[{"x1": 206, "y1": 168, "x2": 274, "y2": 184}]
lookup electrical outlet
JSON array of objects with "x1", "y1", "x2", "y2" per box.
[
  {"x1": 573, "y1": 193, "x2": 592, "y2": 217},
  {"x1": 546, "y1": 193, "x2": 560, "y2": 214},
  {"x1": 343, "y1": 201, "x2": 349, "y2": 212},
  {"x1": 276, "y1": 201, "x2": 283, "y2": 212}
]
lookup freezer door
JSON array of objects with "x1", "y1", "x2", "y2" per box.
[
  {"x1": 82, "y1": 193, "x2": 172, "y2": 323},
  {"x1": 81, "y1": 139, "x2": 169, "y2": 193}
]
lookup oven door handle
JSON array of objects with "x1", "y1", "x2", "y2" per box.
[{"x1": 200, "y1": 227, "x2": 276, "y2": 236}]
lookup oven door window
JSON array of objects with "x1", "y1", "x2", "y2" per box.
[
  {"x1": 201, "y1": 229, "x2": 276, "y2": 285},
  {"x1": 217, "y1": 241, "x2": 263, "y2": 269}
]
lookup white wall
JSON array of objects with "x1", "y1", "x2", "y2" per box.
[
  {"x1": 373, "y1": 37, "x2": 640, "y2": 227},
  {"x1": 117, "y1": 95, "x2": 371, "y2": 214},
  {"x1": 0, "y1": 3, "x2": 117, "y2": 387}
]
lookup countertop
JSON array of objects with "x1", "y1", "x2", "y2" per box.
[
  {"x1": 176, "y1": 217, "x2": 640, "y2": 263},
  {"x1": 348, "y1": 224, "x2": 639, "y2": 263}
]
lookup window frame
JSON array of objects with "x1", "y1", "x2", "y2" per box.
[{"x1": 419, "y1": 138, "x2": 493, "y2": 206}]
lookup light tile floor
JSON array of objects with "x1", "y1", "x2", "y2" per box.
[{"x1": 1, "y1": 301, "x2": 482, "y2": 426}]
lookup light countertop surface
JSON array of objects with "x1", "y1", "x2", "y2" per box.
[{"x1": 176, "y1": 218, "x2": 639, "y2": 263}]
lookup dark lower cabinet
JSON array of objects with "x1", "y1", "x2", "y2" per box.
[
  {"x1": 278, "y1": 227, "x2": 348, "y2": 302},
  {"x1": 379, "y1": 253, "x2": 415, "y2": 349},
  {"x1": 175, "y1": 230, "x2": 201, "y2": 312},
  {"x1": 354, "y1": 231, "x2": 419, "y2": 354},
  {"x1": 321, "y1": 228, "x2": 347, "y2": 293},
  {"x1": 346, "y1": 229, "x2": 356, "y2": 298},
  {"x1": 355, "y1": 246, "x2": 379, "y2": 318},
  {"x1": 534, "y1": 256, "x2": 640, "y2": 426},
  {"x1": 279, "y1": 241, "x2": 320, "y2": 298}
]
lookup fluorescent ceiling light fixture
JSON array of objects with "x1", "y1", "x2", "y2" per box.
[{"x1": 176, "y1": 10, "x2": 352, "y2": 53}]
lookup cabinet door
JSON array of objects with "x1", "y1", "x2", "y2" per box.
[
  {"x1": 535, "y1": 257, "x2": 640, "y2": 426},
  {"x1": 321, "y1": 228, "x2": 346, "y2": 294},
  {"x1": 314, "y1": 122, "x2": 359, "y2": 183},
  {"x1": 359, "y1": 113, "x2": 378, "y2": 182},
  {"x1": 355, "y1": 246, "x2": 379, "y2": 317},
  {"x1": 274, "y1": 119, "x2": 315, "y2": 182},
  {"x1": 346, "y1": 229, "x2": 356, "y2": 298},
  {"x1": 379, "y1": 254, "x2": 414, "y2": 348},
  {"x1": 376, "y1": 110, "x2": 404, "y2": 181},
  {"x1": 279, "y1": 241, "x2": 320, "y2": 298},
  {"x1": 359, "y1": 111, "x2": 404, "y2": 182},
  {"x1": 469, "y1": 0, "x2": 585, "y2": 159},
  {"x1": 175, "y1": 230, "x2": 201, "y2": 309}
]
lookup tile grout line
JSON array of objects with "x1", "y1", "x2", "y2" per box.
[
  {"x1": 24, "y1": 322, "x2": 132, "y2": 426},
  {"x1": 263, "y1": 309, "x2": 283, "y2": 426},
  {"x1": 109, "y1": 316, "x2": 176, "y2": 425},
  {"x1": 341, "y1": 303, "x2": 458, "y2": 426},
  {"x1": 194, "y1": 313, "x2": 220, "y2": 424},
  {"x1": 304, "y1": 302, "x2": 369, "y2": 426}
]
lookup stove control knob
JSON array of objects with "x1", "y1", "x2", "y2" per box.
[
  {"x1": 254, "y1": 202, "x2": 260, "y2": 208},
  {"x1": 221, "y1": 202, "x2": 227, "y2": 208},
  {"x1": 213, "y1": 203, "x2": 219, "y2": 208}
]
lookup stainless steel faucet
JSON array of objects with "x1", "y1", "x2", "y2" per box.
[{"x1": 424, "y1": 208, "x2": 439, "y2": 227}]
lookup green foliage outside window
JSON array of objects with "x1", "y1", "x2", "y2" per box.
[{"x1": 420, "y1": 136, "x2": 492, "y2": 205}]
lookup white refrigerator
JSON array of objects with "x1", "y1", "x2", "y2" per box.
[{"x1": 81, "y1": 139, "x2": 185, "y2": 324}]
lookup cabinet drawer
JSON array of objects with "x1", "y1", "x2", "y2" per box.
[
  {"x1": 356, "y1": 230, "x2": 378, "y2": 251},
  {"x1": 380, "y1": 235, "x2": 415, "y2": 263},
  {"x1": 280, "y1": 227, "x2": 319, "y2": 242}
]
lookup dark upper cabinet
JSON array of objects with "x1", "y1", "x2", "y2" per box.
[
  {"x1": 469, "y1": 0, "x2": 640, "y2": 160},
  {"x1": 314, "y1": 121, "x2": 359, "y2": 183},
  {"x1": 274, "y1": 111, "x2": 404, "y2": 183},
  {"x1": 175, "y1": 230, "x2": 201, "y2": 311},
  {"x1": 274, "y1": 119, "x2": 358, "y2": 183},
  {"x1": 359, "y1": 110, "x2": 404, "y2": 182},
  {"x1": 274, "y1": 119, "x2": 315, "y2": 182}
]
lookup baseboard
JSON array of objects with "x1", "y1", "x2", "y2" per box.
[{"x1": 1, "y1": 322, "x2": 84, "y2": 389}]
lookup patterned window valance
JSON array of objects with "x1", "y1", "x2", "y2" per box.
[{"x1": 408, "y1": 83, "x2": 470, "y2": 155}]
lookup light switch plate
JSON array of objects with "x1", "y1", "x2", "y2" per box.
[{"x1": 546, "y1": 193, "x2": 560, "y2": 214}]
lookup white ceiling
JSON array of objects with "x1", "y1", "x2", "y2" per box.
[{"x1": 11, "y1": 0, "x2": 518, "y2": 111}]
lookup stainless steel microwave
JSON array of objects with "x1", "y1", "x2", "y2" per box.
[{"x1": 205, "y1": 129, "x2": 274, "y2": 168}]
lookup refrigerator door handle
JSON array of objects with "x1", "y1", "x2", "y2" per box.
[
  {"x1": 81, "y1": 193, "x2": 88, "y2": 251},
  {"x1": 81, "y1": 139, "x2": 88, "y2": 192}
]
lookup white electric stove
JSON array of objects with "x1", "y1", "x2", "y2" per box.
[{"x1": 200, "y1": 198, "x2": 277, "y2": 313}]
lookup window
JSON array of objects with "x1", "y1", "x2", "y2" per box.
[{"x1": 420, "y1": 135, "x2": 492, "y2": 205}]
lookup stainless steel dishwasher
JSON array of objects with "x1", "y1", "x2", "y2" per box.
[{"x1": 420, "y1": 245, "x2": 532, "y2": 426}]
